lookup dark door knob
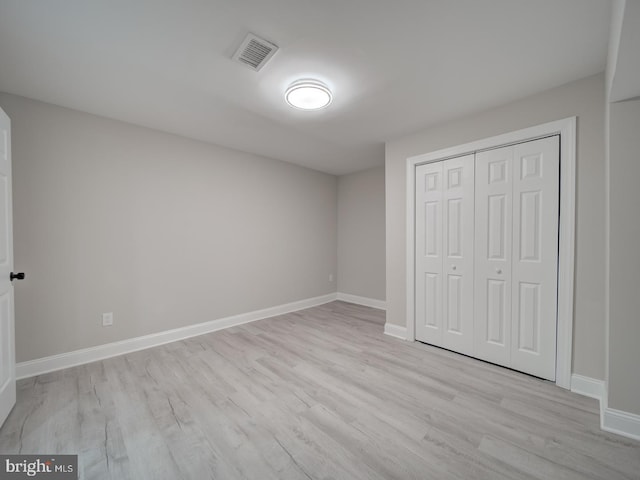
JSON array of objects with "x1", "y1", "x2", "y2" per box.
[{"x1": 10, "y1": 272, "x2": 25, "y2": 281}]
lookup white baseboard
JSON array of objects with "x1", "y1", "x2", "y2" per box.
[
  {"x1": 16, "y1": 293, "x2": 338, "y2": 380},
  {"x1": 603, "y1": 407, "x2": 640, "y2": 441},
  {"x1": 383, "y1": 322, "x2": 407, "y2": 340},
  {"x1": 570, "y1": 374, "x2": 605, "y2": 400},
  {"x1": 336, "y1": 292, "x2": 386, "y2": 310},
  {"x1": 571, "y1": 373, "x2": 640, "y2": 441}
]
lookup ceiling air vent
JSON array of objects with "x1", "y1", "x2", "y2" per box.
[{"x1": 232, "y1": 33, "x2": 278, "y2": 71}]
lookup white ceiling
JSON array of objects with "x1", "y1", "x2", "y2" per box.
[{"x1": 0, "y1": 0, "x2": 611, "y2": 175}]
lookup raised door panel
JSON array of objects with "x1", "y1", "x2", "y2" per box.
[
  {"x1": 442, "y1": 155, "x2": 475, "y2": 355},
  {"x1": 415, "y1": 162, "x2": 444, "y2": 346},
  {"x1": 474, "y1": 146, "x2": 513, "y2": 366},
  {"x1": 0, "y1": 292, "x2": 11, "y2": 395},
  {"x1": 511, "y1": 136, "x2": 559, "y2": 380}
]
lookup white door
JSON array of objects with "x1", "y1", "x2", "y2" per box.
[
  {"x1": 474, "y1": 145, "x2": 514, "y2": 366},
  {"x1": 441, "y1": 155, "x2": 475, "y2": 355},
  {"x1": 415, "y1": 154, "x2": 475, "y2": 352},
  {"x1": 510, "y1": 136, "x2": 559, "y2": 380},
  {"x1": 415, "y1": 161, "x2": 444, "y2": 346},
  {"x1": 0, "y1": 107, "x2": 15, "y2": 426},
  {"x1": 473, "y1": 136, "x2": 559, "y2": 380},
  {"x1": 416, "y1": 136, "x2": 559, "y2": 381}
]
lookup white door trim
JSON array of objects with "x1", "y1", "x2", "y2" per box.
[{"x1": 406, "y1": 117, "x2": 576, "y2": 389}]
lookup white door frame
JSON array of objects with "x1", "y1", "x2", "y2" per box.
[{"x1": 405, "y1": 117, "x2": 576, "y2": 389}]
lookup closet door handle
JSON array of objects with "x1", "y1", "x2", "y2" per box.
[
  {"x1": 10, "y1": 272, "x2": 25, "y2": 281},
  {"x1": 495, "y1": 268, "x2": 502, "y2": 274}
]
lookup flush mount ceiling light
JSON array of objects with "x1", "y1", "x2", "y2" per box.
[{"x1": 285, "y1": 80, "x2": 332, "y2": 110}]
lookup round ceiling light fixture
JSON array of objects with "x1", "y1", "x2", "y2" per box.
[{"x1": 285, "y1": 79, "x2": 332, "y2": 110}]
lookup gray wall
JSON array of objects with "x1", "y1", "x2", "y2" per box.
[
  {"x1": 337, "y1": 166, "x2": 385, "y2": 301},
  {"x1": 385, "y1": 74, "x2": 606, "y2": 380},
  {"x1": 608, "y1": 98, "x2": 640, "y2": 415},
  {"x1": 0, "y1": 93, "x2": 338, "y2": 363}
]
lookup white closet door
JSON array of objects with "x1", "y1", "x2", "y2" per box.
[
  {"x1": 415, "y1": 155, "x2": 475, "y2": 352},
  {"x1": 511, "y1": 136, "x2": 559, "y2": 380},
  {"x1": 415, "y1": 136, "x2": 559, "y2": 380},
  {"x1": 474, "y1": 146, "x2": 513, "y2": 366},
  {"x1": 415, "y1": 161, "x2": 444, "y2": 346},
  {"x1": 441, "y1": 155, "x2": 475, "y2": 355}
]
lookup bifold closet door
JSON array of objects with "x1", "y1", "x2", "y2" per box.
[
  {"x1": 415, "y1": 154, "x2": 474, "y2": 353},
  {"x1": 415, "y1": 161, "x2": 444, "y2": 346},
  {"x1": 474, "y1": 136, "x2": 559, "y2": 380},
  {"x1": 474, "y1": 146, "x2": 513, "y2": 367},
  {"x1": 441, "y1": 156, "x2": 475, "y2": 355},
  {"x1": 510, "y1": 136, "x2": 559, "y2": 380}
]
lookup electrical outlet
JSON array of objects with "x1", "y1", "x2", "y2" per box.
[
  {"x1": 102, "y1": 312, "x2": 113, "y2": 327},
  {"x1": 329, "y1": 273, "x2": 334, "y2": 282}
]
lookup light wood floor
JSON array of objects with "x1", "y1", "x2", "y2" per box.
[{"x1": 1, "y1": 301, "x2": 638, "y2": 479}]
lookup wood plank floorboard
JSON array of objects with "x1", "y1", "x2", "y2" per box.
[{"x1": 1, "y1": 301, "x2": 638, "y2": 479}]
